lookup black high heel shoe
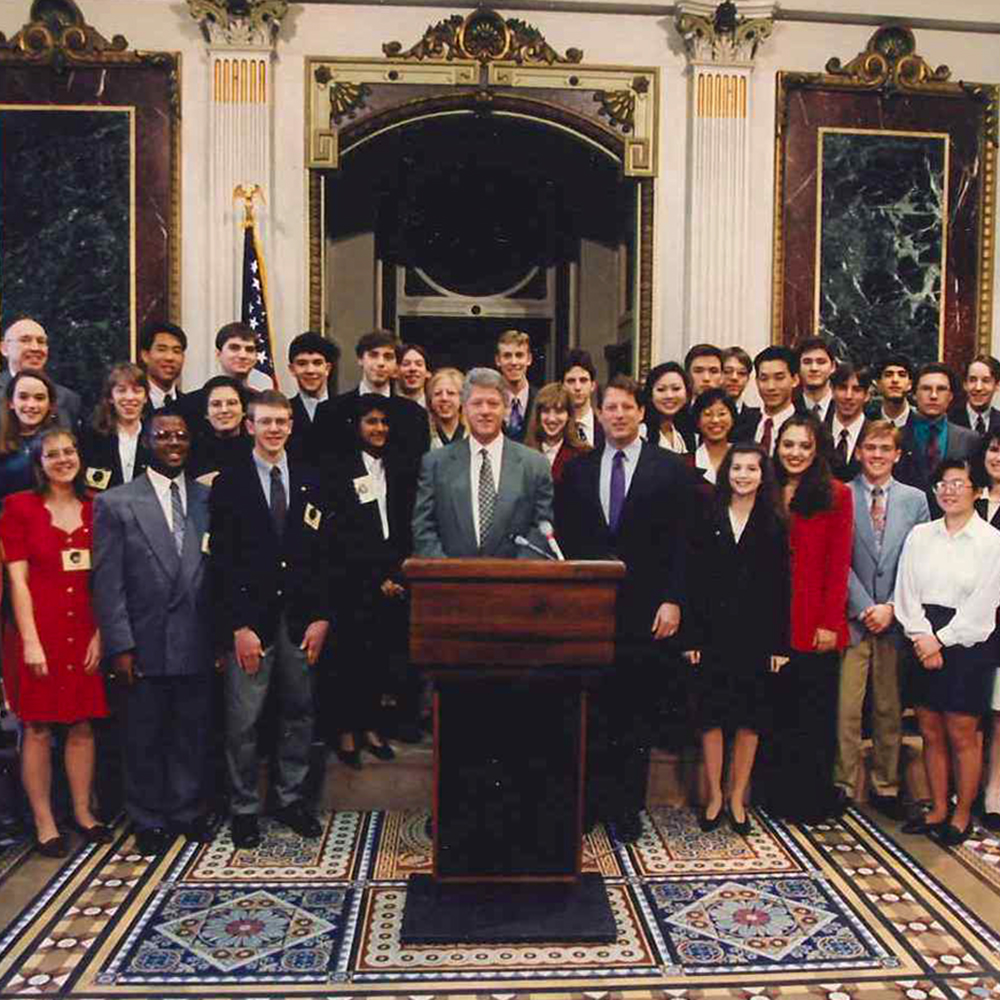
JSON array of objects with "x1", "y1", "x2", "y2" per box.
[
  {"x1": 727, "y1": 800, "x2": 752, "y2": 837},
  {"x1": 699, "y1": 801, "x2": 724, "y2": 833}
]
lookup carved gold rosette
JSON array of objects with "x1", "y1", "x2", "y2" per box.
[{"x1": 0, "y1": 0, "x2": 130, "y2": 66}]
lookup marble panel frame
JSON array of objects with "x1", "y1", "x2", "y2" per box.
[{"x1": 773, "y1": 27, "x2": 997, "y2": 375}]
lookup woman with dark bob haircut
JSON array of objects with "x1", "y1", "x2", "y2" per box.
[
  {"x1": 896, "y1": 456, "x2": 1000, "y2": 845},
  {"x1": 642, "y1": 362, "x2": 695, "y2": 455},
  {"x1": 684, "y1": 442, "x2": 789, "y2": 833},
  {"x1": 760, "y1": 413, "x2": 853, "y2": 823}
]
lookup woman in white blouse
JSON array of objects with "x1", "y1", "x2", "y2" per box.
[
  {"x1": 691, "y1": 388, "x2": 736, "y2": 485},
  {"x1": 641, "y1": 362, "x2": 695, "y2": 455},
  {"x1": 895, "y1": 457, "x2": 1000, "y2": 845},
  {"x1": 81, "y1": 363, "x2": 150, "y2": 492},
  {"x1": 973, "y1": 433, "x2": 1000, "y2": 831},
  {"x1": 524, "y1": 382, "x2": 590, "y2": 485}
]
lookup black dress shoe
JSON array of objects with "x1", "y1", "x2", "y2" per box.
[
  {"x1": 36, "y1": 834, "x2": 69, "y2": 858},
  {"x1": 335, "y1": 748, "x2": 362, "y2": 770},
  {"x1": 135, "y1": 827, "x2": 172, "y2": 856},
  {"x1": 935, "y1": 820, "x2": 974, "y2": 847},
  {"x1": 172, "y1": 815, "x2": 217, "y2": 843},
  {"x1": 699, "y1": 803, "x2": 724, "y2": 833},
  {"x1": 727, "y1": 802, "x2": 752, "y2": 836},
  {"x1": 273, "y1": 802, "x2": 322, "y2": 839},
  {"x1": 900, "y1": 813, "x2": 946, "y2": 836},
  {"x1": 614, "y1": 813, "x2": 643, "y2": 844},
  {"x1": 75, "y1": 822, "x2": 115, "y2": 844},
  {"x1": 868, "y1": 793, "x2": 904, "y2": 821},
  {"x1": 365, "y1": 741, "x2": 396, "y2": 762},
  {"x1": 230, "y1": 814, "x2": 261, "y2": 849}
]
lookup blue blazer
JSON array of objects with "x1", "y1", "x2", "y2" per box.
[{"x1": 846, "y1": 475, "x2": 930, "y2": 645}]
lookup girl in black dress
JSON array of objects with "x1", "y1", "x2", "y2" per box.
[{"x1": 684, "y1": 443, "x2": 789, "y2": 834}]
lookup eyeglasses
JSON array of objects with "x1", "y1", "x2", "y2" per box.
[
  {"x1": 152, "y1": 430, "x2": 190, "y2": 442},
  {"x1": 933, "y1": 481, "x2": 973, "y2": 495}
]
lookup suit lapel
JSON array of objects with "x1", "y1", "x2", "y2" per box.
[
  {"x1": 132, "y1": 475, "x2": 182, "y2": 576},
  {"x1": 619, "y1": 442, "x2": 655, "y2": 526},
  {"x1": 447, "y1": 444, "x2": 477, "y2": 553},
  {"x1": 178, "y1": 483, "x2": 208, "y2": 584},
  {"x1": 852, "y1": 478, "x2": 879, "y2": 562}
]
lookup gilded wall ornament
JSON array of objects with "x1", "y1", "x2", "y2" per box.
[
  {"x1": 0, "y1": 0, "x2": 128, "y2": 69},
  {"x1": 825, "y1": 26, "x2": 952, "y2": 92},
  {"x1": 187, "y1": 0, "x2": 288, "y2": 48},
  {"x1": 327, "y1": 81, "x2": 371, "y2": 125},
  {"x1": 675, "y1": 4, "x2": 773, "y2": 64},
  {"x1": 594, "y1": 89, "x2": 636, "y2": 133},
  {"x1": 383, "y1": 8, "x2": 582, "y2": 65}
]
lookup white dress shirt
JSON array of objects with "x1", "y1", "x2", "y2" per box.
[
  {"x1": 146, "y1": 467, "x2": 187, "y2": 530},
  {"x1": 361, "y1": 450, "x2": 389, "y2": 540},
  {"x1": 252, "y1": 450, "x2": 290, "y2": 509},
  {"x1": 967, "y1": 404, "x2": 991, "y2": 433},
  {"x1": 297, "y1": 388, "x2": 328, "y2": 422},
  {"x1": 658, "y1": 426, "x2": 688, "y2": 454},
  {"x1": 541, "y1": 440, "x2": 562, "y2": 468},
  {"x1": 895, "y1": 514, "x2": 1000, "y2": 647},
  {"x1": 359, "y1": 379, "x2": 390, "y2": 398},
  {"x1": 576, "y1": 408, "x2": 596, "y2": 445},
  {"x1": 729, "y1": 506, "x2": 749, "y2": 543},
  {"x1": 117, "y1": 426, "x2": 141, "y2": 484},
  {"x1": 831, "y1": 412, "x2": 865, "y2": 462},
  {"x1": 754, "y1": 403, "x2": 796, "y2": 455},
  {"x1": 803, "y1": 388, "x2": 833, "y2": 422},
  {"x1": 880, "y1": 400, "x2": 910, "y2": 428},
  {"x1": 599, "y1": 435, "x2": 643, "y2": 522},
  {"x1": 148, "y1": 383, "x2": 178, "y2": 410},
  {"x1": 469, "y1": 433, "x2": 505, "y2": 547}
]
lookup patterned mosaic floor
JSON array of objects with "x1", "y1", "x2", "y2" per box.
[
  {"x1": 0, "y1": 828, "x2": 32, "y2": 890},
  {"x1": 0, "y1": 806, "x2": 997, "y2": 998},
  {"x1": 944, "y1": 822, "x2": 1000, "y2": 895}
]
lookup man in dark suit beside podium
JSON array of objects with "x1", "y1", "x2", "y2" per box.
[{"x1": 555, "y1": 374, "x2": 697, "y2": 842}]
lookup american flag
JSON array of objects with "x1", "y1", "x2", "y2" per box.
[{"x1": 241, "y1": 220, "x2": 278, "y2": 388}]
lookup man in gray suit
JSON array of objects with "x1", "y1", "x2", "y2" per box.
[
  {"x1": 93, "y1": 408, "x2": 214, "y2": 856},
  {"x1": 412, "y1": 367, "x2": 553, "y2": 557},
  {"x1": 835, "y1": 419, "x2": 930, "y2": 819},
  {"x1": 0, "y1": 316, "x2": 82, "y2": 431}
]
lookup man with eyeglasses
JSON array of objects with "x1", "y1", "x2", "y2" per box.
[
  {"x1": 93, "y1": 409, "x2": 215, "y2": 856},
  {"x1": 0, "y1": 316, "x2": 82, "y2": 431},
  {"x1": 209, "y1": 390, "x2": 333, "y2": 850},
  {"x1": 896, "y1": 362, "x2": 978, "y2": 513}
]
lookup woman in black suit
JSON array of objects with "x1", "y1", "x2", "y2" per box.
[
  {"x1": 81, "y1": 363, "x2": 150, "y2": 494},
  {"x1": 328, "y1": 394, "x2": 418, "y2": 766},
  {"x1": 974, "y1": 432, "x2": 1000, "y2": 830},
  {"x1": 189, "y1": 376, "x2": 252, "y2": 484},
  {"x1": 642, "y1": 362, "x2": 696, "y2": 456},
  {"x1": 684, "y1": 443, "x2": 790, "y2": 834}
]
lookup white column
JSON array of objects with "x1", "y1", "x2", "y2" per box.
[
  {"x1": 189, "y1": 1, "x2": 286, "y2": 376},
  {"x1": 676, "y1": 1, "x2": 775, "y2": 353}
]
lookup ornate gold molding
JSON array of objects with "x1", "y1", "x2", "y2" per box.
[
  {"x1": 825, "y1": 26, "x2": 952, "y2": 92},
  {"x1": 187, "y1": 0, "x2": 288, "y2": 48},
  {"x1": 0, "y1": 0, "x2": 130, "y2": 68},
  {"x1": 383, "y1": 8, "x2": 582, "y2": 66},
  {"x1": 675, "y1": 3, "x2": 773, "y2": 65}
]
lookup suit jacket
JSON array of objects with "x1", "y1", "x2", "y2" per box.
[
  {"x1": 503, "y1": 384, "x2": 538, "y2": 444},
  {"x1": 328, "y1": 449, "x2": 417, "y2": 615},
  {"x1": 92, "y1": 473, "x2": 213, "y2": 677},
  {"x1": 950, "y1": 403, "x2": 1000, "y2": 437},
  {"x1": 830, "y1": 418, "x2": 869, "y2": 483},
  {"x1": 0, "y1": 370, "x2": 81, "y2": 433},
  {"x1": 209, "y1": 453, "x2": 334, "y2": 648},
  {"x1": 974, "y1": 493, "x2": 1000, "y2": 529},
  {"x1": 550, "y1": 440, "x2": 588, "y2": 486},
  {"x1": 895, "y1": 414, "x2": 980, "y2": 510},
  {"x1": 793, "y1": 389, "x2": 834, "y2": 426},
  {"x1": 142, "y1": 386, "x2": 186, "y2": 418},
  {"x1": 287, "y1": 392, "x2": 321, "y2": 463},
  {"x1": 733, "y1": 403, "x2": 761, "y2": 443},
  {"x1": 313, "y1": 387, "x2": 430, "y2": 468},
  {"x1": 411, "y1": 436, "x2": 553, "y2": 558},
  {"x1": 81, "y1": 426, "x2": 151, "y2": 492},
  {"x1": 686, "y1": 500, "x2": 790, "y2": 656},
  {"x1": 846, "y1": 475, "x2": 930, "y2": 644},
  {"x1": 788, "y1": 479, "x2": 854, "y2": 651},
  {"x1": 555, "y1": 441, "x2": 698, "y2": 644}
]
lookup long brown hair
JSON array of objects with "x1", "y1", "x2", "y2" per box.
[
  {"x1": 714, "y1": 442, "x2": 785, "y2": 534},
  {"x1": 0, "y1": 370, "x2": 59, "y2": 456},
  {"x1": 92, "y1": 362, "x2": 149, "y2": 434},
  {"x1": 31, "y1": 427, "x2": 88, "y2": 499},
  {"x1": 525, "y1": 382, "x2": 589, "y2": 451},
  {"x1": 773, "y1": 413, "x2": 836, "y2": 516}
]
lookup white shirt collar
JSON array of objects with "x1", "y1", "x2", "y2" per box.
[
  {"x1": 148, "y1": 382, "x2": 177, "y2": 409},
  {"x1": 359, "y1": 378, "x2": 391, "y2": 398},
  {"x1": 146, "y1": 467, "x2": 186, "y2": 505}
]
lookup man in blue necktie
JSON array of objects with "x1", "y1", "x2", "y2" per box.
[
  {"x1": 496, "y1": 329, "x2": 536, "y2": 443},
  {"x1": 554, "y1": 374, "x2": 698, "y2": 842}
]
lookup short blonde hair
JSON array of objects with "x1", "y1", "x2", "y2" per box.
[{"x1": 496, "y1": 329, "x2": 530, "y2": 351}]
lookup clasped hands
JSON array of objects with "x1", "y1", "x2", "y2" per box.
[{"x1": 913, "y1": 632, "x2": 943, "y2": 670}]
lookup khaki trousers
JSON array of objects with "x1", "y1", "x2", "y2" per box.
[{"x1": 834, "y1": 633, "x2": 902, "y2": 797}]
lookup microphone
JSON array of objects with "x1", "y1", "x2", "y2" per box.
[
  {"x1": 538, "y1": 520, "x2": 565, "y2": 561},
  {"x1": 511, "y1": 534, "x2": 555, "y2": 560}
]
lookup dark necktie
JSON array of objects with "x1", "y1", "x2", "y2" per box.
[
  {"x1": 811, "y1": 403, "x2": 821, "y2": 418},
  {"x1": 976, "y1": 413, "x2": 987, "y2": 435},
  {"x1": 170, "y1": 481, "x2": 185, "y2": 555},
  {"x1": 836, "y1": 428, "x2": 850, "y2": 465},
  {"x1": 608, "y1": 450, "x2": 626, "y2": 534},
  {"x1": 870, "y1": 485, "x2": 886, "y2": 549},
  {"x1": 577, "y1": 421, "x2": 587, "y2": 443},
  {"x1": 508, "y1": 398, "x2": 523, "y2": 434},
  {"x1": 924, "y1": 421, "x2": 942, "y2": 470},
  {"x1": 478, "y1": 449, "x2": 496, "y2": 546},
  {"x1": 760, "y1": 417, "x2": 774, "y2": 455},
  {"x1": 270, "y1": 466, "x2": 287, "y2": 535}
]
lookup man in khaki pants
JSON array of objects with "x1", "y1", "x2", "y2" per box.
[{"x1": 836, "y1": 420, "x2": 930, "y2": 818}]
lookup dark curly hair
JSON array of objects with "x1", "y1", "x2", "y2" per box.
[{"x1": 773, "y1": 413, "x2": 836, "y2": 516}]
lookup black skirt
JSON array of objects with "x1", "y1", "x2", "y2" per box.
[{"x1": 912, "y1": 605, "x2": 996, "y2": 715}]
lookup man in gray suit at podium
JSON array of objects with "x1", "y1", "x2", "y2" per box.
[
  {"x1": 412, "y1": 367, "x2": 553, "y2": 558},
  {"x1": 834, "y1": 419, "x2": 930, "y2": 820}
]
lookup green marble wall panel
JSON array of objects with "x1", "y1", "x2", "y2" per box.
[
  {"x1": 817, "y1": 129, "x2": 946, "y2": 368},
  {"x1": 0, "y1": 107, "x2": 133, "y2": 414}
]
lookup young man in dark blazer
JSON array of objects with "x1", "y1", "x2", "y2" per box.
[
  {"x1": 950, "y1": 354, "x2": 1000, "y2": 437},
  {"x1": 210, "y1": 390, "x2": 333, "y2": 849},
  {"x1": 286, "y1": 331, "x2": 339, "y2": 462},
  {"x1": 829, "y1": 362, "x2": 871, "y2": 482},
  {"x1": 555, "y1": 374, "x2": 698, "y2": 842},
  {"x1": 93, "y1": 408, "x2": 214, "y2": 856}
]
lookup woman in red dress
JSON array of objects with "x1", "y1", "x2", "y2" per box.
[{"x1": 1, "y1": 427, "x2": 110, "y2": 855}]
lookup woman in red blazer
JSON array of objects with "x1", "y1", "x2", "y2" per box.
[
  {"x1": 762, "y1": 413, "x2": 854, "y2": 823},
  {"x1": 524, "y1": 383, "x2": 591, "y2": 485}
]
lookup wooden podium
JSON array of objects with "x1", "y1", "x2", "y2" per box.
[{"x1": 400, "y1": 557, "x2": 625, "y2": 944}]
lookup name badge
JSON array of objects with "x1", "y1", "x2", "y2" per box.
[
  {"x1": 85, "y1": 467, "x2": 112, "y2": 490},
  {"x1": 304, "y1": 503, "x2": 322, "y2": 530},
  {"x1": 201, "y1": 532, "x2": 211, "y2": 554},
  {"x1": 353, "y1": 475, "x2": 376, "y2": 504},
  {"x1": 62, "y1": 548, "x2": 91, "y2": 571}
]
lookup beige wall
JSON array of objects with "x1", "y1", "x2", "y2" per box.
[
  {"x1": 1, "y1": 0, "x2": 997, "y2": 388},
  {"x1": 325, "y1": 231, "x2": 376, "y2": 390}
]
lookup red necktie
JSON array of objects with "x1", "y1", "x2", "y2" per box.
[
  {"x1": 760, "y1": 417, "x2": 774, "y2": 455},
  {"x1": 925, "y1": 423, "x2": 941, "y2": 470}
]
